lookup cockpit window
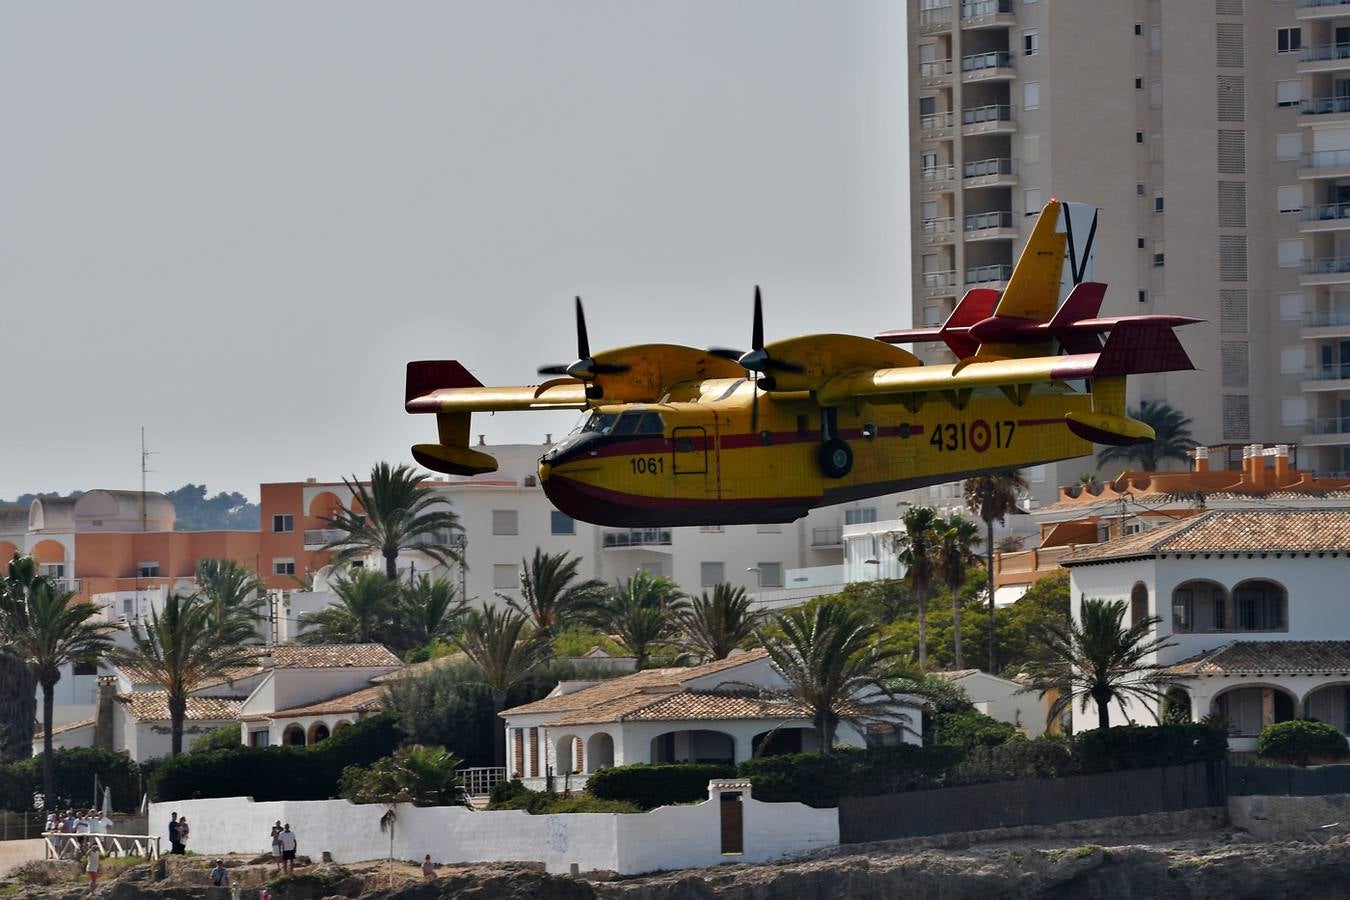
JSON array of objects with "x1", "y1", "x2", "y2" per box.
[
  {"x1": 637, "y1": 413, "x2": 664, "y2": 435},
  {"x1": 581, "y1": 412, "x2": 619, "y2": 434},
  {"x1": 613, "y1": 413, "x2": 642, "y2": 435}
]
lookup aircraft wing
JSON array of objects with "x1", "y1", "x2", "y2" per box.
[{"x1": 406, "y1": 381, "x2": 590, "y2": 414}]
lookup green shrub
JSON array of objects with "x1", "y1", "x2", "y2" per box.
[
  {"x1": 487, "y1": 778, "x2": 531, "y2": 807},
  {"x1": 1258, "y1": 719, "x2": 1350, "y2": 765},
  {"x1": 947, "y1": 736, "x2": 1072, "y2": 786},
  {"x1": 188, "y1": 726, "x2": 242, "y2": 754},
  {"x1": 930, "y1": 709, "x2": 1019, "y2": 751},
  {"x1": 6, "y1": 748, "x2": 140, "y2": 812},
  {"x1": 484, "y1": 781, "x2": 640, "y2": 814},
  {"x1": 150, "y1": 713, "x2": 402, "y2": 802},
  {"x1": 585, "y1": 763, "x2": 735, "y2": 809},
  {"x1": 738, "y1": 745, "x2": 958, "y2": 808},
  {"x1": 1072, "y1": 723, "x2": 1227, "y2": 774}
]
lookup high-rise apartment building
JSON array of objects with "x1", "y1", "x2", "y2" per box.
[{"x1": 908, "y1": 0, "x2": 1350, "y2": 492}]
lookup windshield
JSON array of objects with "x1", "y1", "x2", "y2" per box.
[{"x1": 580, "y1": 412, "x2": 619, "y2": 435}]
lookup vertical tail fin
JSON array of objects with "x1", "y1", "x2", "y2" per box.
[
  {"x1": 991, "y1": 198, "x2": 1067, "y2": 322},
  {"x1": 1048, "y1": 282, "x2": 1108, "y2": 353},
  {"x1": 940, "y1": 288, "x2": 999, "y2": 358}
]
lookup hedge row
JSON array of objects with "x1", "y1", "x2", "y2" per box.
[
  {"x1": 150, "y1": 714, "x2": 402, "y2": 802},
  {"x1": 585, "y1": 763, "x2": 736, "y2": 809},
  {"x1": 0, "y1": 748, "x2": 141, "y2": 812},
  {"x1": 1258, "y1": 719, "x2": 1350, "y2": 765}
]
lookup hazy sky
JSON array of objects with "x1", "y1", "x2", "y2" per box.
[{"x1": 0, "y1": 2, "x2": 909, "y2": 501}]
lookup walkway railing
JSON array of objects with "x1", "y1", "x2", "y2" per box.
[
  {"x1": 462, "y1": 767, "x2": 507, "y2": 797},
  {"x1": 43, "y1": 832, "x2": 160, "y2": 860}
]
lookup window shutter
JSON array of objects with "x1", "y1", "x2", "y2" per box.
[
  {"x1": 1218, "y1": 182, "x2": 1247, "y2": 227},
  {"x1": 1220, "y1": 289, "x2": 1248, "y2": 333},
  {"x1": 1217, "y1": 130, "x2": 1246, "y2": 174},
  {"x1": 1217, "y1": 76, "x2": 1245, "y2": 121},
  {"x1": 1219, "y1": 235, "x2": 1248, "y2": 282},
  {"x1": 1216, "y1": 24, "x2": 1244, "y2": 68}
]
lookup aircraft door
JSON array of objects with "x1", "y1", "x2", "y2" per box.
[{"x1": 672, "y1": 427, "x2": 708, "y2": 475}]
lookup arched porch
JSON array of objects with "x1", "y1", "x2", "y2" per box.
[
  {"x1": 649, "y1": 729, "x2": 735, "y2": 765},
  {"x1": 1211, "y1": 684, "x2": 1297, "y2": 737},
  {"x1": 586, "y1": 732, "x2": 615, "y2": 772}
]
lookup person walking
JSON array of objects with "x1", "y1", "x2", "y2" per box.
[
  {"x1": 269, "y1": 821, "x2": 283, "y2": 872},
  {"x1": 85, "y1": 846, "x2": 100, "y2": 892},
  {"x1": 168, "y1": 813, "x2": 181, "y2": 855},
  {"x1": 278, "y1": 824, "x2": 297, "y2": 875},
  {"x1": 176, "y1": 817, "x2": 190, "y2": 854}
]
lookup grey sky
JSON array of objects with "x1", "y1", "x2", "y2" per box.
[{"x1": 0, "y1": 2, "x2": 909, "y2": 501}]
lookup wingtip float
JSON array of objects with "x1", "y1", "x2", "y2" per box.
[{"x1": 403, "y1": 200, "x2": 1197, "y2": 526}]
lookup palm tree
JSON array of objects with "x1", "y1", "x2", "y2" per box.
[
  {"x1": 757, "y1": 603, "x2": 908, "y2": 754},
  {"x1": 600, "y1": 572, "x2": 688, "y2": 667},
  {"x1": 933, "y1": 514, "x2": 982, "y2": 670},
  {"x1": 1020, "y1": 597, "x2": 1176, "y2": 732},
  {"x1": 394, "y1": 575, "x2": 463, "y2": 652},
  {"x1": 1095, "y1": 400, "x2": 1197, "y2": 471},
  {"x1": 0, "y1": 575, "x2": 117, "y2": 807},
  {"x1": 506, "y1": 549, "x2": 607, "y2": 633},
  {"x1": 194, "y1": 558, "x2": 266, "y2": 626},
  {"x1": 679, "y1": 584, "x2": 762, "y2": 662},
  {"x1": 0, "y1": 555, "x2": 40, "y2": 764},
  {"x1": 454, "y1": 604, "x2": 553, "y2": 767},
  {"x1": 322, "y1": 462, "x2": 463, "y2": 580},
  {"x1": 297, "y1": 568, "x2": 399, "y2": 645},
  {"x1": 964, "y1": 469, "x2": 1028, "y2": 674},
  {"x1": 893, "y1": 506, "x2": 940, "y2": 670},
  {"x1": 109, "y1": 592, "x2": 261, "y2": 756}
]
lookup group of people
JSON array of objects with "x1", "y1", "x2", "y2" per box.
[
  {"x1": 46, "y1": 809, "x2": 114, "y2": 863},
  {"x1": 167, "y1": 812, "x2": 192, "y2": 854},
  {"x1": 268, "y1": 821, "x2": 298, "y2": 874}
]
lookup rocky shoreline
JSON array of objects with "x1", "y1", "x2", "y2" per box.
[{"x1": 4, "y1": 831, "x2": 1349, "y2": 899}]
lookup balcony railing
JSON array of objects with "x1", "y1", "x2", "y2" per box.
[
  {"x1": 1300, "y1": 42, "x2": 1350, "y2": 62},
  {"x1": 962, "y1": 104, "x2": 1013, "y2": 125},
  {"x1": 918, "y1": 6, "x2": 953, "y2": 27},
  {"x1": 1305, "y1": 364, "x2": 1350, "y2": 381},
  {"x1": 1304, "y1": 256, "x2": 1350, "y2": 276},
  {"x1": 922, "y1": 216, "x2": 956, "y2": 236},
  {"x1": 601, "y1": 528, "x2": 672, "y2": 548},
  {"x1": 1304, "y1": 202, "x2": 1350, "y2": 221},
  {"x1": 963, "y1": 157, "x2": 1015, "y2": 178},
  {"x1": 919, "y1": 111, "x2": 954, "y2": 130},
  {"x1": 961, "y1": 51, "x2": 1014, "y2": 72},
  {"x1": 1304, "y1": 309, "x2": 1350, "y2": 326},
  {"x1": 1299, "y1": 0, "x2": 1350, "y2": 8},
  {"x1": 303, "y1": 528, "x2": 346, "y2": 547},
  {"x1": 1301, "y1": 96, "x2": 1350, "y2": 116},
  {"x1": 1301, "y1": 149, "x2": 1350, "y2": 168},
  {"x1": 811, "y1": 526, "x2": 843, "y2": 547},
  {"x1": 921, "y1": 164, "x2": 956, "y2": 182},
  {"x1": 919, "y1": 58, "x2": 954, "y2": 78},
  {"x1": 1307, "y1": 416, "x2": 1350, "y2": 434},
  {"x1": 52, "y1": 578, "x2": 82, "y2": 594},
  {"x1": 964, "y1": 210, "x2": 1014, "y2": 231},
  {"x1": 922, "y1": 270, "x2": 958, "y2": 289},
  {"x1": 961, "y1": 0, "x2": 1011, "y2": 18},
  {"x1": 966, "y1": 264, "x2": 1014, "y2": 284}
]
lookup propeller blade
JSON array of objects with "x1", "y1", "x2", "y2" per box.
[
  {"x1": 575, "y1": 296, "x2": 590, "y2": 360},
  {"x1": 537, "y1": 364, "x2": 571, "y2": 376},
  {"x1": 750, "y1": 378, "x2": 759, "y2": 432},
  {"x1": 590, "y1": 362, "x2": 631, "y2": 375},
  {"x1": 752, "y1": 286, "x2": 764, "y2": 352},
  {"x1": 708, "y1": 348, "x2": 746, "y2": 361},
  {"x1": 763, "y1": 357, "x2": 806, "y2": 374}
]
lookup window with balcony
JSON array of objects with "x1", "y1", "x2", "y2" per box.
[
  {"x1": 493, "y1": 564, "x2": 519, "y2": 590},
  {"x1": 41, "y1": 564, "x2": 65, "y2": 579},
  {"x1": 756, "y1": 563, "x2": 784, "y2": 589},
  {"x1": 550, "y1": 511, "x2": 575, "y2": 535},
  {"x1": 701, "y1": 562, "x2": 725, "y2": 587},
  {"x1": 272, "y1": 514, "x2": 294, "y2": 533},
  {"x1": 1171, "y1": 580, "x2": 1287, "y2": 633},
  {"x1": 1276, "y1": 27, "x2": 1302, "y2": 54},
  {"x1": 137, "y1": 561, "x2": 160, "y2": 578},
  {"x1": 492, "y1": 510, "x2": 519, "y2": 535},
  {"x1": 1233, "y1": 581, "x2": 1286, "y2": 631}
]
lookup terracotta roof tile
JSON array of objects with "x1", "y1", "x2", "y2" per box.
[
  {"x1": 33, "y1": 718, "x2": 95, "y2": 740},
  {"x1": 1163, "y1": 641, "x2": 1350, "y2": 676},
  {"x1": 1062, "y1": 511, "x2": 1350, "y2": 565},
  {"x1": 116, "y1": 663, "x2": 264, "y2": 690},
  {"x1": 545, "y1": 690, "x2": 811, "y2": 727},
  {"x1": 116, "y1": 692, "x2": 243, "y2": 722},
  {"x1": 262, "y1": 685, "x2": 386, "y2": 719},
  {"x1": 501, "y1": 649, "x2": 770, "y2": 718},
  {"x1": 268, "y1": 644, "x2": 401, "y2": 669}
]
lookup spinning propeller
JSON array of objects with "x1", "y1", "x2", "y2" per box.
[
  {"x1": 709, "y1": 287, "x2": 805, "y2": 431},
  {"x1": 538, "y1": 297, "x2": 631, "y2": 381}
]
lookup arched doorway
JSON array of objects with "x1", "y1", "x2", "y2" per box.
[
  {"x1": 1130, "y1": 582, "x2": 1149, "y2": 628},
  {"x1": 1212, "y1": 685, "x2": 1296, "y2": 737},
  {"x1": 649, "y1": 730, "x2": 734, "y2": 765},
  {"x1": 1304, "y1": 684, "x2": 1350, "y2": 734},
  {"x1": 1171, "y1": 580, "x2": 1228, "y2": 632},
  {"x1": 554, "y1": 734, "x2": 583, "y2": 774},
  {"x1": 585, "y1": 733, "x2": 614, "y2": 772},
  {"x1": 308, "y1": 722, "x2": 330, "y2": 744},
  {"x1": 1230, "y1": 580, "x2": 1288, "y2": 632},
  {"x1": 282, "y1": 724, "x2": 306, "y2": 746},
  {"x1": 751, "y1": 727, "x2": 817, "y2": 757}
]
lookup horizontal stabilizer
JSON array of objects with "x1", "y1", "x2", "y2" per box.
[
  {"x1": 1092, "y1": 320, "x2": 1195, "y2": 377},
  {"x1": 1065, "y1": 411, "x2": 1155, "y2": 447},
  {"x1": 1049, "y1": 282, "x2": 1108, "y2": 354}
]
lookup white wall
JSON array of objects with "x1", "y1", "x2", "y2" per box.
[
  {"x1": 951, "y1": 672, "x2": 1047, "y2": 739},
  {"x1": 149, "y1": 789, "x2": 838, "y2": 875}
]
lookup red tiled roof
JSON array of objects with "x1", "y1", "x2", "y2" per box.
[
  {"x1": 1164, "y1": 641, "x2": 1350, "y2": 676},
  {"x1": 116, "y1": 692, "x2": 243, "y2": 722},
  {"x1": 545, "y1": 690, "x2": 811, "y2": 727},
  {"x1": 259, "y1": 685, "x2": 386, "y2": 720},
  {"x1": 268, "y1": 644, "x2": 401, "y2": 669},
  {"x1": 1062, "y1": 510, "x2": 1350, "y2": 565}
]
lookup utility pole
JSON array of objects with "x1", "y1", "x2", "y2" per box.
[{"x1": 139, "y1": 427, "x2": 156, "y2": 532}]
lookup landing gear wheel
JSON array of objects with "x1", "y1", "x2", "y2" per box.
[{"x1": 818, "y1": 438, "x2": 853, "y2": 479}]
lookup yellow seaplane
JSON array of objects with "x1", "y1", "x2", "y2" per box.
[{"x1": 405, "y1": 199, "x2": 1198, "y2": 526}]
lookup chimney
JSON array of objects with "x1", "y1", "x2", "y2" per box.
[
  {"x1": 306, "y1": 477, "x2": 317, "y2": 484},
  {"x1": 1192, "y1": 446, "x2": 1209, "y2": 473},
  {"x1": 478, "y1": 434, "x2": 487, "y2": 447},
  {"x1": 1273, "y1": 444, "x2": 1291, "y2": 484},
  {"x1": 93, "y1": 676, "x2": 117, "y2": 751},
  {"x1": 544, "y1": 433, "x2": 553, "y2": 445}
]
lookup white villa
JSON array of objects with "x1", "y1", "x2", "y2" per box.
[
  {"x1": 500, "y1": 649, "x2": 923, "y2": 790},
  {"x1": 1062, "y1": 509, "x2": 1350, "y2": 750}
]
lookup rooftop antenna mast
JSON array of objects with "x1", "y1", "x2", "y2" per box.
[{"x1": 140, "y1": 427, "x2": 157, "y2": 532}]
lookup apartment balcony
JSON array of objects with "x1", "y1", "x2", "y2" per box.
[
  {"x1": 921, "y1": 269, "x2": 959, "y2": 299},
  {"x1": 962, "y1": 156, "x2": 1016, "y2": 189},
  {"x1": 1301, "y1": 363, "x2": 1350, "y2": 391},
  {"x1": 1301, "y1": 202, "x2": 1350, "y2": 233},
  {"x1": 960, "y1": 51, "x2": 1015, "y2": 82},
  {"x1": 1297, "y1": 0, "x2": 1350, "y2": 22},
  {"x1": 919, "y1": 163, "x2": 956, "y2": 194},
  {"x1": 303, "y1": 528, "x2": 346, "y2": 549},
  {"x1": 810, "y1": 526, "x2": 843, "y2": 548},
  {"x1": 1302, "y1": 256, "x2": 1350, "y2": 286},
  {"x1": 965, "y1": 263, "x2": 1013, "y2": 286},
  {"x1": 1301, "y1": 416, "x2": 1350, "y2": 445},
  {"x1": 916, "y1": 5, "x2": 953, "y2": 34},
  {"x1": 917, "y1": 58, "x2": 954, "y2": 88},
  {"x1": 1299, "y1": 95, "x2": 1350, "y2": 126},
  {"x1": 963, "y1": 210, "x2": 1018, "y2": 240},
  {"x1": 960, "y1": 0, "x2": 1014, "y2": 29},
  {"x1": 1299, "y1": 149, "x2": 1350, "y2": 179},
  {"x1": 961, "y1": 104, "x2": 1015, "y2": 136},
  {"x1": 1299, "y1": 43, "x2": 1350, "y2": 74},
  {"x1": 918, "y1": 110, "x2": 955, "y2": 140},
  {"x1": 1302, "y1": 309, "x2": 1350, "y2": 339},
  {"x1": 601, "y1": 528, "x2": 672, "y2": 549},
  {"x1": 921, "y1": 216, "x2": 956, "y2": 246}
]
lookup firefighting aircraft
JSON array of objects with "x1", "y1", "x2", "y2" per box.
[{"x1": 404, "y1": 199, "x2": 1198, "y2": 526}]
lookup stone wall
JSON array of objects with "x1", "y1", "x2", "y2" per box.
[{"x1": 1229, "y1": 793, "x2": 1350, "y2": 841}]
